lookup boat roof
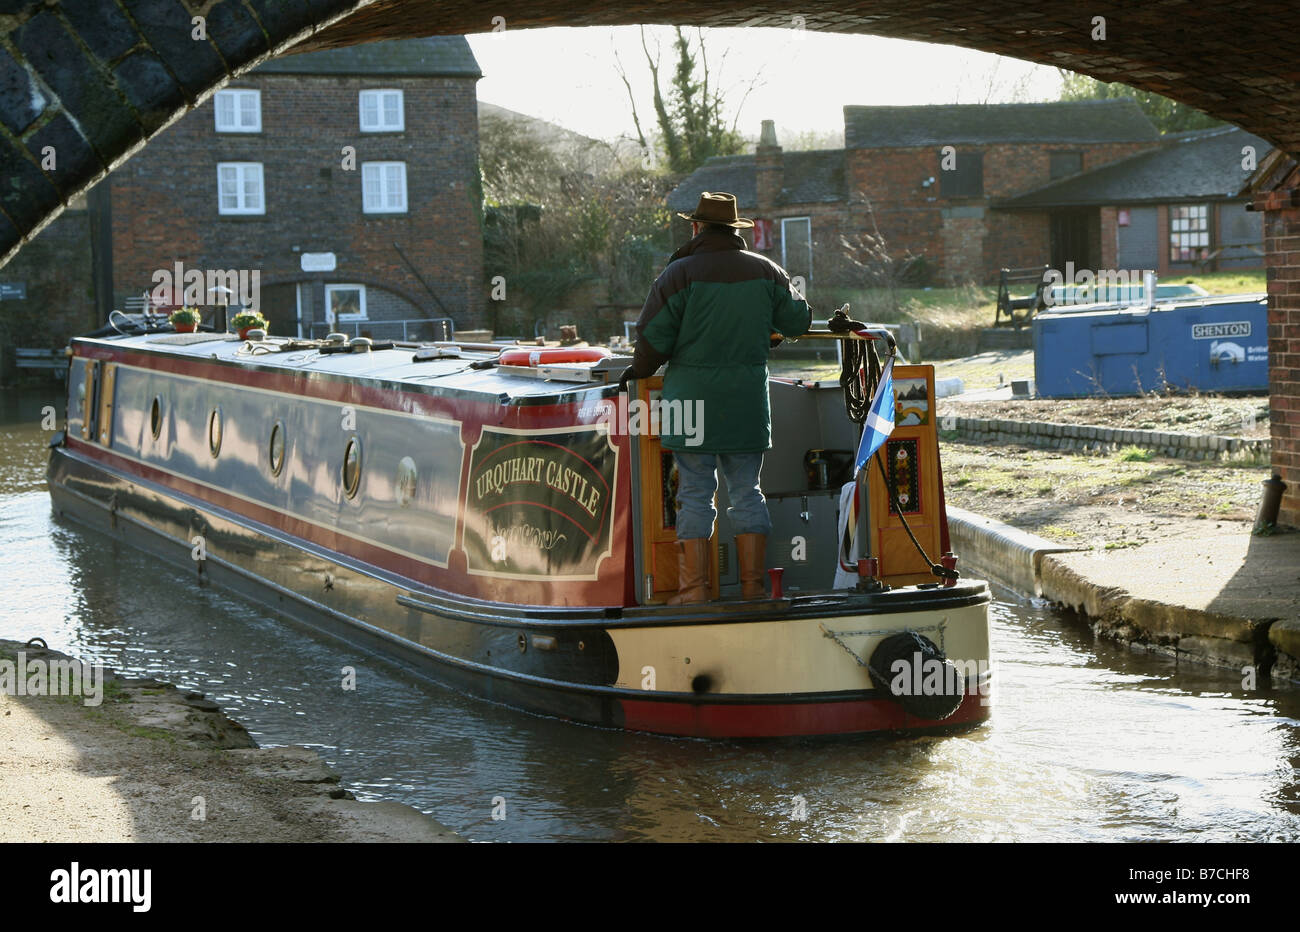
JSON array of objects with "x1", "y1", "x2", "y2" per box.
[{"x1": 74, "y1": 332, "x2": 630, "y2": 405}]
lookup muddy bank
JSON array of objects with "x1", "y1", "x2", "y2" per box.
[{"x1": 0, "y1": 639, "x2": 461, "y2": 843}]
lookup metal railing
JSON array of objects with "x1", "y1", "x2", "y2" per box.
[{"x1": 310, "y1": 318, "x2": 454, "y2": 342}]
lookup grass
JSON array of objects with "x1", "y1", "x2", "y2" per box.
[
  {"x1": 803, "y1": 269, "x2": 1267, "y2": 362},
  {"x1": 1165, "y1": 270, "x2": 1266, "y2": 296},
  {"x1": 806, "y1": 283, "x2": 997, "y2": 359},
  {"x1": 808, "y1": 283, "x2": 998, "y2": 332},
  {"x1": 1041, "y1": 524, "x2": 1082, "y2": 539},
  {"x1": 1117, "y1": 446, "x2": 1154, "y2": 462},
  {"x1": 932, "y1": 349, "x2": 1034, "y2": 391},
  {"x1": 943, "y1": 442, "x2": 1266, "y2": 530}
]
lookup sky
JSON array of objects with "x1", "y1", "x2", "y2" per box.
[{"x1": 467, "y1": 26, "x2": 1067, "y2": 147}]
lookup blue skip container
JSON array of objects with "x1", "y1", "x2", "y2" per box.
[{"x1": 1032, "y1": 293, "x2": 1269, "y2": 398}]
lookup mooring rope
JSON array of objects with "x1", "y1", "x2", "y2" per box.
[{"x1": 833, "y1": 308, "x2": 958, "y2": 583}]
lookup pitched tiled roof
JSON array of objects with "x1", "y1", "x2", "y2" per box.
[
  {"x1": 666, "y1": 149, "x2": 845, "y2": 212},
  {"x1": 995, "y1": 126, "x2": 1271, "y2": 208},
  {"x1": 843, "y1": 99, "x2": 1159, "y2": 148},
  {"x1": 255, "y1": 36, "x2": 481, "y2": 78}
]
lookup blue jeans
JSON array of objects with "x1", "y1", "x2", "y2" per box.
[{"x1": 673, "y1": 451, "x2": 771, "y2": 541}]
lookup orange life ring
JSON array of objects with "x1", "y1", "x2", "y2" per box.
[{"x1": 498, "y1": 346, "x2": 611, "y2": 367}]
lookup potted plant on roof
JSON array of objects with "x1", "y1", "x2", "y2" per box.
[
  {"x1": 232, "y1": 310, "x2": 268, "y2": 340},
  {"x1": 169, "y1": 307, "x2": 201, "y2": 334}
]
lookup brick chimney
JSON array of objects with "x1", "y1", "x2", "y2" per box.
[{"x1": 756, "y1": 119, "x2": 783, "y2": 214}]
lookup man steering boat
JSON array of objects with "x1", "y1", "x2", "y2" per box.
[{"x1": 621, "y1": 191, "x2": 813, "y2": 604}]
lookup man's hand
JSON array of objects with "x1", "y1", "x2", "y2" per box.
[
  {"x1": 769, "y1": 331, "x2": 784, "y2": 349},
  {"x1": 828, "y1": 305, "x2": 865, "y2": 333},
  {"x1": 617, "y1": 366, "x2": 634, "y2": 394}
]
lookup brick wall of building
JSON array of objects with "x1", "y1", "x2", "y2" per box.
[
  {"x1": 110, "y1": 72, "x2": 484, "y2": 331},
  {"x1": 753, "y1": 204, "x2": 857, "y2": 289},
  {"x1": 842, "y1": 142, "x2": 1154, "y2": 283},
  {"x1": 1098, "y1": 206, "x2": 1119, "y2": 271},
  {"x1": 0, "y1": 208, "x2": 95, "y2": 371},
  {"x1": 1257, "y1": 169, "x2": 1300, "y2": 527},
  {"x1": 985, "y1": 209, "x2": 1050, "y2": 273}
]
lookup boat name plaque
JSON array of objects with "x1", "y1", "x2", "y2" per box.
[{"x1": 465, "y1": 427, "x2": 616, "y2": 578}]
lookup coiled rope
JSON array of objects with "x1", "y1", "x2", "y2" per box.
[{"x1": 833, "y1": 308, "x2": 958, "y2": 583}]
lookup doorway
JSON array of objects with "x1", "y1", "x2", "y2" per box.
[{"x1": 1050, "y1": 208, "x2": 1099, "y2": 271}]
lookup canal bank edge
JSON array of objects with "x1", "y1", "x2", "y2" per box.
[
  {"x1": 0, "y1": 640, "x2": 463, "y2": 843},
  {"x1": 947, "y1": 504, "x2": 1080, "y2": 597},
  {"x1": 947, "y1": 508, "x2": 1300, "y2": 685}
]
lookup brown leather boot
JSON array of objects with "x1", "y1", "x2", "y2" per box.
[
  {"x1": 735, "y1": 533, "x2": 767, "y2": 600},
  {"x1": 667, "y1": 538, "x2": 711, "y2": 605}
]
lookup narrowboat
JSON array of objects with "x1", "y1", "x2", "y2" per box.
[{"x1": 47, "y1": 321, "x2": 992, "y2": 738}]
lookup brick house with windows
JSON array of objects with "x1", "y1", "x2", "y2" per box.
[
  {"x1": 108, "y1": 35, "x2": 485, "y2": 337},
  {"x1": 995, "y1": 125, "x2": 1269, "y2": 277},
  {"x1": 668, "y1": 101, "x2": 1268, "y2": 290}
]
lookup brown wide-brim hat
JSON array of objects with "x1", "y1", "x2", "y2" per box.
[{"x1": 676, "y1": 191, "x2": 754, "y2": 229}]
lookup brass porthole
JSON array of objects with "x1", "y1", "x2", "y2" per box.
[
  {"x1": 342, "y1": 436, "x2": 362, "y2": 499},
  {"x1": 207, "y1": 406, "x2": 223, "y2": 458},
  {"x1": 149, "y1": 395, "x2": 162, "y2": 440},
  {"x1": 268, "y1": 420, "x2": 285, "y2": 477}
]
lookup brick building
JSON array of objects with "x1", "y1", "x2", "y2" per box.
[
  {"x1": 997, "y1": 125, "x2": 1269, "y2": 278},
  {"x1": 1246, "y1": 151, "x2": 1300, "y2": 528},
  {"x1": 669, "y1": 101, "x2": 1267, "y2": 289},
  {"x1": 109, "y1": 35, "x2": 484, "y2": 338}
]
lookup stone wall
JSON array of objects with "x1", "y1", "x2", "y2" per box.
[{"x1": 944, "y1": 415, "x2": 1270, "y2": 463}]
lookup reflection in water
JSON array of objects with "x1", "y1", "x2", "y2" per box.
[{"x1": 3, "y1": 389, "x2": 1298, "y2": 841}]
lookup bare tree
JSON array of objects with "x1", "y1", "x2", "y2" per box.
[{"x1": 615, "y1": 26, "x2": 759, "y2": 174}]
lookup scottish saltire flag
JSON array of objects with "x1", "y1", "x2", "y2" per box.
[{"x1": 854, "y1": 357, "x2": 895, "y2": 473}]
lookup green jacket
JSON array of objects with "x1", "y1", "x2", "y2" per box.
[{"x1": 631, "y1": 227, "x2": 812, "y2": 453}]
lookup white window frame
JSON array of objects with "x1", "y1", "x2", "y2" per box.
[
  {"x1": 1169, "y1": 203, "x2": 1210, "y2": 263},
  {"x1": 216, "y1": 162, "x2": 265, "y2": 216},
  {"x1": 326, "y1": 284, "x2": 368, "y2": 322},
  {"x1": 359, "y1": 89, "x2": 404, "y2": 132},
  {"x1": 214, "y1": 89, "x2": 261, "y2": 133},
  {"x1": 781, "y1": 216, "x2": 813, "y2": 280},
  {"x1": 361, "y1": 161, "x2": 408, "y2": 214}
]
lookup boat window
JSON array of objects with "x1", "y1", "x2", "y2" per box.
[
  {"x1": 343, "y1": 437, "x2": 362, "y2": 499},
  {"x1": 208, "y1": 407, "x2": 223, "y2": 458},
  {"x1": 268, "y1": 420, "x2": 285, "y2": 477},
  {"x1": 150, "y1": 396, "x2": 162, "y2": 440}
]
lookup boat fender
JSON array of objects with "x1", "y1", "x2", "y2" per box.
[
  {"x1": 498, "y1": 346, "x2": 611, "y2": 367},
  {"x1": 866, "y1": 631, "x2": 965, "y2": 721}
]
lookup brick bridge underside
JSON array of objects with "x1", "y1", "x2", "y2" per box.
[{"x1": 2, "y1": 0, "x2": 1300, "y2": 524}]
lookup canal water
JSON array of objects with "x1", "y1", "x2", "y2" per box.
[{"x1": 3, "y1": 388, "x2": 1298, "y2": 842}]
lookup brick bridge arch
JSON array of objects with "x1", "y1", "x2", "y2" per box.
[{"x1": 3, "y1": 0, "x2": 1300, "y2": 522}]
